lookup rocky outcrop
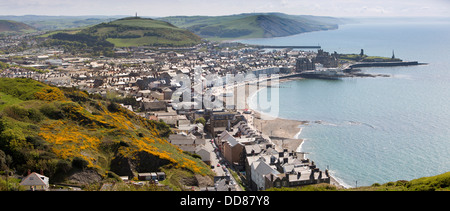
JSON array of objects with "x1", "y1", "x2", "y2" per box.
[{"x1": 68, "y1": 169, "x2": 103, "y2": 185}]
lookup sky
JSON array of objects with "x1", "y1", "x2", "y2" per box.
[{"x1": 1, "y1": 0, "x2": 450, "y2": 17}]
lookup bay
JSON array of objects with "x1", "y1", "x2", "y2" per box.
[{"x1": 244, "y1": 20, "x2": 450, "y2": 187}]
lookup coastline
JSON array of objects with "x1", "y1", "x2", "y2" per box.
[
  {"x1": 240, "y1": 75, "x2": 346, "y2": 189},
  {"x1": 243, "y1": 76, "x2": 307, "y2": 153}
]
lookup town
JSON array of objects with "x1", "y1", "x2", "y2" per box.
[{"x1": 1, "y1": 35, "x2": 364, "y2": 191}]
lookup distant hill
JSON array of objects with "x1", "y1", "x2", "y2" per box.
[
  {"x1": 81, "y1": 17, "x2": 202, "y2": 47},
  {"x1": 0, "y1": 15, "x2": 125, "y2": 31},
  {"x1": 41, "y1": 17, "x2": 203, "y2": 55},
  {"x1": 0, "y1": 20, "x2": 36, "y2": 33},
  {"x1": 0, "y1": 78, "x2": 213, "y2": 188},
  {"x1": 159, "y1": 13, "x2": 342, "y2": 40}
]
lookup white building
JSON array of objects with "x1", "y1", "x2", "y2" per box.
[{"x1": 20, "y1": 172, "x2": 50, "y2": 191}]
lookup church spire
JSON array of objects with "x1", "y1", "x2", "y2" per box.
[{"x1": 392, "y1": 50, "x2": 395, "y2": 59}]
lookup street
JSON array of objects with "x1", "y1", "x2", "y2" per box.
[{"x1": 205, "y1": 138, "x2": 243, "y2": 191}]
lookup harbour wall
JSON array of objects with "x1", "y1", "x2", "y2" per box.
[{"x1": 349, "y1": 61, "x2": 422, "y2": 68}]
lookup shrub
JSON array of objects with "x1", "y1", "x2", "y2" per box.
[
  {"x1": 386, "y1": 182, "x2": 395, "y2": 186},
  {"x1": 39, "y1": 103, "x2": 64, "y2": 119},
  {"x1": 72, "y1": 157, "x2": 89, "y2": 170},
  {"x1": 195, "y1": 117, "x2": 206, "y2": 126},
  {"x1": 55, "y1": 159, "x2": 71, "y2": 174},
  {"x1": 34, "y1": 87, "x2": 66, "y2": 101},
  {"x1": 107, "y1": 102, "x2": 120, "y2": 112},
  {"x1": 3, "y1": 105, "x2": 29, "y2": 120},
  {"x1": 25, "y1": 136, "x2": 48, "y2": 150},
  {"x1": 27, "y1": 108, "x2": 45, "y2": 123}
]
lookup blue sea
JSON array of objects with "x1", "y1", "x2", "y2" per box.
[{"x1": 244, "y1": 20, "x2": 450, "y2": 187}]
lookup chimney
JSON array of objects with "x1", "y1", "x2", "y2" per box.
[
  {"x1": 27, "y1": 169, "x2": 31, "y2": 175},
  {"x1": 310, "y1": 170, "x2": 315, "y2": 181}
]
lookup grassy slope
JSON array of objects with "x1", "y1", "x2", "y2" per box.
[
  {"x1": 353, "y1": 171, "x2": 450, "y2": 191},
  {"x1": 265, "y1": 171, "x2": 450, "y2": 191},
  {"x1": 0, "y1": 78, "x2": 213, "y2": 188},
  {"x1": 160, "y1": 13, "x2": 339, "y2": 40},
  {"x1": 0, "y1": 20, "x2": 36, "y2": 33},
  {"x1": 83, "y1": 17, "x2": 202, "y2": 47}
]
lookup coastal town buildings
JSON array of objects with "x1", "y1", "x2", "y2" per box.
[{"x1": 1, "y1": 39, "x2": 337, "y2": 191}]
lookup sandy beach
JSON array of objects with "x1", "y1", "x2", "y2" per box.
[
  {"x1": 228, "y1": 76, "x2": 308, "y2": 154},
  {"x1": 234, "y1": 76, "x2": 345, "y2": 189},
  {"x1": 251, "y1": 111, "x2": 307, "y2": 153}
]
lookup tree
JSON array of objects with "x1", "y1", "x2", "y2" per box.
[
  {"x1": 0, "y1": 150, "x2": 13, "y2": 171},
  {"x1": 195, "y1": 117, "x2": 206, "y2": 126}
]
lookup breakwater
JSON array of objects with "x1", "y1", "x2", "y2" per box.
[
  {"x1": 257, "y1": 45, "x2": 321, "y2": 49},
  {"x1": 349, "y1": 61, "x2": 424, "y2": 68}
]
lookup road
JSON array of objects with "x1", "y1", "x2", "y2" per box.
[{"x1": 205, "y1": 138, "x2": 243, "y2": 191}]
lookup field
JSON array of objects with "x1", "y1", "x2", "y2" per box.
[{"x1": 82, "y1": 17, "x2": 202, "y2": 47}]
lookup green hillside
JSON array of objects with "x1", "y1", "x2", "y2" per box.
[
  {"x1": 82, "y1": 17, "x2": 202, "y2": 47},
  {"x1": 0, "y1": 78, "x2": 213, "y2": 190},
  {"x1": 266, "y1": 172, "x2": 450, "y2": 191},
  {"x1": 353, "y1": 171, "x2": 450, "y2": 191},
  {"x1": 160, "y1": 13, "x2": 339, "y2": 40},
  {"x1": 0, "y1": 20, "x2": 36, "y2": 34},
  {"x1": 42, "y1": 17, "x2": 202, "y2": 55}
]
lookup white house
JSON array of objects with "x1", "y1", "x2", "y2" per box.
[{"x1": 20, "y1": 172, "x2": 50, "y2": 191}]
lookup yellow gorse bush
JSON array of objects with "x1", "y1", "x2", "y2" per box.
[
  {"x1": 34, "y1": 86, "x2": 66, "y2": 101},
  {"x1": 34, "y1": 86, "x2": 208, "y2": 175},
  {"x1": 39, "y1": 121, "x2": 101, "y2": 168}
]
